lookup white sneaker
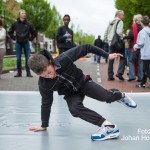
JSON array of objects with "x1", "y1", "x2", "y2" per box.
[
  {"x1": 91, "y1": 125, "x2": 120, "y2": 141},
  {"x1": 117, "y1": 94, "x2": 137, "y2": 108}
]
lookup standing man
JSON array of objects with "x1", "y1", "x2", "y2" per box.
[
  {"x1": 56, "y1": 14, "x2": 75, "y2": 54},
  {"x1": 104, "y1": 10, "x2": 126, "y2": 81},
  {"x1": 8, "y1": 9, "x2": 36, "y2": 77},
  {"x1": 94, "y1": 35, "x2": 103, "y2": 63},
  {"x1": 0, "y1": 19, "x2": 6, "y2": 79}
]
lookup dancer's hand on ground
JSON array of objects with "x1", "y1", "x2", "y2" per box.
[
  {"x1": 108, "y1": 53, "x2": 123, "y2": 60},
  {"x1": 29, "y1": 126, "x2": 47, "y2": 132}
]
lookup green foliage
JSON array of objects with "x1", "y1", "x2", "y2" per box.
[
  {"x1": 21, "y1": 0, "x2": 52, "y2": 33},
  {"x1": 0, "y1": 0, "x2": 17, "y2": 30},
  {"x1": 115, "y1": 0, "x2": 150, "y2": 32},
  {"x1": 45, "y1": 6, "x2": 62, "y2": 39},
  {"x1": 3, "y1": 57, "x2": 25, "y2": 69},
  {"x1": 74, "y1": 27, "x2": 95, "y2": 45}
]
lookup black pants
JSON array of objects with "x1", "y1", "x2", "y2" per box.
[
  {"x1": 65, "y1": 80, "x2": 123, "y2": 127},
  {"x1": 141, "y1": 60, "x2": 150, "y2": 84}
]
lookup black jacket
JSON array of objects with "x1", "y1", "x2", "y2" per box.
[
  {"x1": 94, "y1": 38, "x2": 103, "y2": 48},
  {"x1": 56, "y1": 25, "x2": 74, "y2": 49},
  {"x1": 124, "y1": 23, "x2": 142, "y2": 48},
  {"x1": 39, "y1": 44, "x2": 109, "y2": 127},
  {"x1": 8, "y1": 18, "x2": 36, "y2": 44}
]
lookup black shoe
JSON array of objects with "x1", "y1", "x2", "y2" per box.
[
  {"x1": 27, "y1": 73, "x2": 33, "y2": 77},
  {"x1": 128, "y1": 78, "x2": 136, "y2": 82},
  {"x1": 136, "y1": 84, "x2": 145, "y2": 88},
  {"x1": 108, "y1": 77, "x2": 115, "y2": 81},
  {"x1": 14, "y1": 73, "x2": 22, "y2": 77},
  {"x1": 137, "y1": 79, "x2": 142, "y2": 82},
  {"x1": 116, "y1": 74, "x2": 124, "y2": 81}
]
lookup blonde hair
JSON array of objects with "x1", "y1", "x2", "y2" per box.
[
  {"x1": 18, "y1": 9, "x2": 26, "y2": 16},
  {"x1": 133, "y1": 14, "x2": 142, "y2": 24}
]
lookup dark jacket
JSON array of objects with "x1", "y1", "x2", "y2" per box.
[
  {"x1": 94, "y1": 38, "x2": 103, "y2": 48},
  {"x1": 124, "y1": 23, "x2": 142, "y2": 48},
  {"x1": 56, "y1": 25, "x2": 74, "y2": 49},
  {"x1": 8, "y1": 18, "x2": 36, "y2": 44},
  {"x1": 39, "y1": 44, "x2": 109, "y2": 127}
]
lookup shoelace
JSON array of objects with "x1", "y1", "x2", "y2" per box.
[
  {"x1": 96, "y1": 126, "x2": 107, "y2": 135},
  {"x1": 124, "y1": 96, "x2": 131, "y2": 104}
]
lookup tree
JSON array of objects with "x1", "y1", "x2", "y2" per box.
[
  {"x1": 74, "y1": 26, "x2": 95, "y2": 45},
  {"x1": 21, "y1": 0, "x2": 53, "y2": 51},
  {"x1": 115, "y1": 0, "x2": 150, "y2": 32},
  {"x1": 44, "y1": 6, "x2": 62, "y2": 52},
  {"x1": 0, "y1": 0, "x2": 19, "y2": 54},
  {"x1": 45, "y1": 6, "x2": 62, "y2": 39}
]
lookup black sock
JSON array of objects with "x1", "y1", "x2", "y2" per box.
[{"x1": 104, "y1": 125, "x2": 115, "y2": 128}]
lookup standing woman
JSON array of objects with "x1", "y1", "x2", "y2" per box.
[{"x1": 0, "y1": 19, "x2": 6, "y2": 79}]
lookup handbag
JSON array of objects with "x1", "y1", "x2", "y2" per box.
[{"x1": 111, "y1": 20, "x2": 125, "y2": 53}]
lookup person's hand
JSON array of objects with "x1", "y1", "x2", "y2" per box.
[
  {"x1": 67, "y1": 34, "x2": 72, "y2": 38},
  {"x1": 29, "y1": 126, "x2": 47, "y2": 132},
  {"x1": 108, "y1": 53, "x2": 123, "y2": 60}
]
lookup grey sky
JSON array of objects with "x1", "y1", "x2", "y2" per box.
[
  {"x1": 17, "y1": 0, "x2": 117, "y2": 38},
  {"x1": 50, "y1": 0, "x2": 117, "y2": 38}
]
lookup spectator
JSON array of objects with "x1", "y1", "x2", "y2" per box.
[
  {"x1": 134, "y1": 16, "x2": 150, "y2": 88},
  {"x1": 56, "y1": 14, "x2": 75, "y2": 54},
  {"x1": 104, "y1": 10, "x2": 126, "y2": 81},
  {"x1": 8, "y1": 9, "x2": 36, "y2": 77},
  {"x1": 0, "y1": 19, "x2": 6, "y2": 79},
  {"x1": 94, "y1": 35, "x2": 103, "y2": 63},
  {"x1": 124, "y1": 14, "x2": 143, "y2": 82}
]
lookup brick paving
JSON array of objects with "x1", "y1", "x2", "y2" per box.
[
  {"x1": 0, "y1": 55, "x2": 150, "y2": 93},
  {"x1": 99, "y1": 59, "x2": 150, "y2": 93}
]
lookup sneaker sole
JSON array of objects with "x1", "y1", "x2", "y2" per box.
[
  {"x1": 91, "y1": 131, "x2": 120, "y2": 141},
  {"x1": 118, "y1": 100, "x2": 137, "y2": 108}
]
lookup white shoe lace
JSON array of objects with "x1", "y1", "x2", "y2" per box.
[
  {"x1": 124, "y1": 95, "x2": 133, "y2": 104},
  {"x1": 95, "y1": 126, "x2": 107, "y2": 135}
]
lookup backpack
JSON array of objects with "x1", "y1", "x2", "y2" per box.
[{"x1": 111, "y1": 20, "x2": 125, "y2": 53}]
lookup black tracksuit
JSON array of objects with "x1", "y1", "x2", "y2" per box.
[
  {"x1": 56, "y1": 25, "x2": 74, "y2": 54},
  {"x1": 39, "y1": 44, "x2": 123, "y2": 127}
]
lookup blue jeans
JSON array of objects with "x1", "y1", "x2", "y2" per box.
[
  {"x1": 15, "y1": 42, "x2": 31, "y2": 73},
  {"x1": 128, "y1": 50, "x2": 143, "y2": 80},
  {"x1": 94, "y1": 54, "x2": 101, "y2": 62}
]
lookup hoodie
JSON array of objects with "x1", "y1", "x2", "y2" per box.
[
  {"x1": 104, "y1": 17, "x2": 124, "y2": 46},
  {"x1": 134, "y1": 27, "x2": 150, "y2": 60}
]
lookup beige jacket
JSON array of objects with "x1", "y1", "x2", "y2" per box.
[
  {"x1": 104, "y1": 17, "x2": 124, "y2": 46},
  {"x1": 0, "y1": 27, "x2": 6, "y2": 49}
]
